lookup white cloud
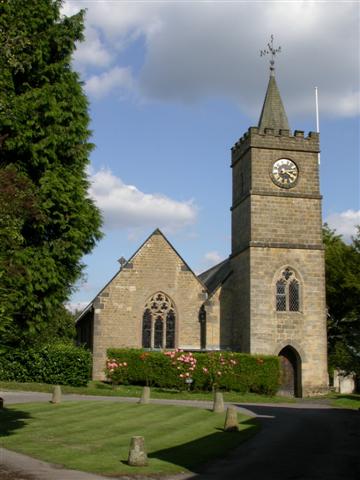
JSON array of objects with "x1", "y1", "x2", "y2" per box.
[
  {"x1": 326, "y1": 210, "x2": 360, "y2": 242},
  {"x1": 64, "y1": 1, "x2": 359, "y2": 118},
  {"x1": 88, "y1": 168, "x2": 197, "y2": 232},
  {"x1": 194, "y1": 250, "x2": 226, "y2": 275},
  {"x1": 73, "y1": 26, "x2": 113, "y2": 69},
  {"x1": 85, "y1": 66, "x2": 134, "y2": 99},
  {"x1": 204, "y1": 251, "x2": 223, "y2": 266}
]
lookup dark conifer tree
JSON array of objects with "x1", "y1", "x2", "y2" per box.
[{"x1": 0, "y1": 0, "x2": 102, "y2": 346}]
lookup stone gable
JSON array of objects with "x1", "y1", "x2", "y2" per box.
[{"x1": 89, "y1": 230, "x2": 209, "y2": 379}]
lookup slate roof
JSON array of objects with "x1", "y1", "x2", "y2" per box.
[
  {"x1": 258, "y1": 74, "x2": 290, "y2": 132},
  {"x1": 198, "y1": 258, "x2": 232, "y2": 295}
]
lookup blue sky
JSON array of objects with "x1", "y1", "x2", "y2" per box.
[{"x1": 63, "y1": 1, "x2": 360, "y2": 311}]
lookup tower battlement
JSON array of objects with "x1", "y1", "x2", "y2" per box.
[{"x1": 231, "y1": 127, "x2": 319, "y2": 165}]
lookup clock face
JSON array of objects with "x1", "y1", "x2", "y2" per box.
[{"x1": 271, "y1": 159, "x2": 299, "y2": 188}]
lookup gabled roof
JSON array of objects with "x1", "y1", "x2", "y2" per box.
[
  {"x1": 258, "y1": 74, "x2": 290, "y2": 132},
  {"x1": 76, "y1": 228, "x2": 206, "y2": 322},
  {"x1": 198, "y1": 258, "x2": 232, "y2": 295}
]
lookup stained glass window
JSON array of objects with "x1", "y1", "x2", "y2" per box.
[
  {"x1": 142, "y1": 309, "x2": 152, "y2": 348},
  {"x1": 275, "y1": 269, "x2": 301, "y2": 312},
  {"x1": 166, "y1": 311, "x2": 175, "y2": 348},
  {"x1": 289, "y1": 279, "x2": 300, "y2": 311},
  {"x1": 276, "y1": 280, "x2": 287, "y2": 311},
  {"x1": 154, "y1": 317, "x2": 163, "y2": 348},
  {"x1": 142, "y1": 292, "x2": 176, "y2": 349}
]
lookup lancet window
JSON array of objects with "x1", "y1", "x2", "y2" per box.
[
  {"x1": 142, "y1": 292, "x2": 176, "y2": 349},
  {"x1": 275, "y1": 268, "x2": 301, "y2": 312}
]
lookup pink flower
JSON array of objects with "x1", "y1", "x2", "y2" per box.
[
  {"x1": 123, "y1": 362, "x2": 127, "y2": 366},
  {"x1": 202, "y1": 367, "x2": 208, "y2": 373},
  {"x1": 179, "y1": 374, "x2": 184, "y2": 378}
]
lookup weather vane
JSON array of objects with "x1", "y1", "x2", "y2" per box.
[{"x1": 260, "y1": 35, "x2": 281, "y2": 75}]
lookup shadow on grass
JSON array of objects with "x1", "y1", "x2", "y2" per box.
[
  {"x1": 332, "y1": 393, "x2": 360, "y2": 401},
  {"x1": 146, "y1": 418, "x2": 259, "y2": 473},
  {"x1": 0, "y1": 408, "x2": 32, "y2": 437}
]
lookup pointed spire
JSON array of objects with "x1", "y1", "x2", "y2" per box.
[
  {"x1": 258, "y1": 75, "x2": 290, "y2": 131},
  {"x1": 258, "y1": 35, "x2": 290, "y2": 132}
]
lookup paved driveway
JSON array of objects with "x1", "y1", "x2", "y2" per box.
[
  {"x1": 186, "y1": 404, "x2": 360, "y2": 480},
  {"x1": 0, "y1": 391, "x2": 359, "y2": 480}
]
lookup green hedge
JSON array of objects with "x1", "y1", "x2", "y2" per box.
[
  {"x1": 107, "y1": 349, "x2": 280, "y2": 395},
  {"x1": 0, "y1": 343, "x2": 92, "y2": 386}
]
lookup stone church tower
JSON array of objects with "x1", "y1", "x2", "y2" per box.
[
  {"x1": 228, "y1": 64, "x2": 328, "y2": 396},
  {"x1": 77, "y1": 52, "x2": 329, "y2": 397}
]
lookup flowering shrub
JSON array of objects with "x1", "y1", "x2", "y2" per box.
[
  {"x1": 164, "y1": 350, "x2": 197, "y2": 389},
  {"x1": 201, "y1": 352, "x2": 237, "y2": 390},
  {"x1": 107, "y1": 348, "x2": 280, "y2": 395},
  {"x1": 105, "y1": 358, "x2": 128, "y2": 385}
]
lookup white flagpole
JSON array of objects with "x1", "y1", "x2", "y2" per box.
[{"x1": 315, "y1": 87, "x2": 320, "y2": 165}]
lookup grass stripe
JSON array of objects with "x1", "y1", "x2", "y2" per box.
[{"x1": 0, "y1": 401, "x2": 258, "y2": 475}]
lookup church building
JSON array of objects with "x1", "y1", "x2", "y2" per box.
[{"x1": 76, "y1": 61, "x2": 328, "y2": 397}]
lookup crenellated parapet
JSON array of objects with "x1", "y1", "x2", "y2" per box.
[{"x1": 231, "y1": 127, "x2": 319, "y2": 166}]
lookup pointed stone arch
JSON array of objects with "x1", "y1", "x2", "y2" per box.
[
  {"x1": 272, "y1": 265, "x2": 303, "y2": 313},
  {"x1": 275, "y1": 342, "x2": 303, "y2": 397},
  {"x1": 142, "y1": 292, "x2": 177, "y2": 349}
]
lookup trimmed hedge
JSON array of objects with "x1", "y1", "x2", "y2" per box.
[
  {"x1": 0, "y1": 343, "x2": 92, "y2": 386},
  {"x1": 107, "y1": 348, "x2": 280, "y2": 395}
]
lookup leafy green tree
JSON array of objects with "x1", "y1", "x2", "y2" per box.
[
  {"x1": 323, "y1": 224, "x2": 360, "y2": 375},
  {"x1": 0, "y1": 0, "x2": 102, "y2": 347}
]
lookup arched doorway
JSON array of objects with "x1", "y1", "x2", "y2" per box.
[{"x1": 278, "y1": 346, "x2": 302, "y2": 397}]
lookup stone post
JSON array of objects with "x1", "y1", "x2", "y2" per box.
[
  {"x1": 51, "y1": 385, "x2": 62, "y2": 404},
  {"x1": 139, "y1": 386, "x2": 150, "y2": 404},
  {"x1": 213, "y1": 391, "x2": 224, "y2": 413},
  {"x1": 224, "y1": 406, "x2": 239, "y2": 431},
  {"x1": 128, "y1": 436, "x2": 148, "y2": 466}
]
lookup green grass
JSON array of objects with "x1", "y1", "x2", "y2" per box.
[
  {"x1": 0, "y1": 380, "x2": 295, "y2": 404},
  {"x1": 0, "y1": 401, "x2": 258, "y2": 475},
  {"x1": 327, "y1": 393, "x2": 360, "y2": 409}
]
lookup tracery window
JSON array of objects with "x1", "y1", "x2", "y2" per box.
[
  {"x1": 275, "y1": 268, "x2": 300, "y2": 312},
  {"x1": 142, "y1": 292, "x2": 176, "y2": 349}
]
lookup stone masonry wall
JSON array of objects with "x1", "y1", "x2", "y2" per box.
[
  {"x1": 251, "y1": 195, "x2": 323, "y2": 246},
  {"x1": 249, "y1": 246, "x2": 328, "y2": 395},
  {"x1": 92, "y1": 231, "x2": 207, "y2": 380},
  {"x1": 221, "y1": 250, "x2": 251, "y2": 352}
]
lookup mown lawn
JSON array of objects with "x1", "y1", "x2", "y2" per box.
[
  {"x1": 0, "y1": 380, "x2": 295, "y2": 404},
  {"x1": 328, "y1": 393, "x2": 360, "y2": 410},
  {"x1": 0, "y1": 401, "x2": 258, "y2": 475}
]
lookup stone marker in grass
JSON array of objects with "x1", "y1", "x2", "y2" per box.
[
  {"x1": 51, "y1": 385, "x2": 61, "y2": 404},
  {"x1": 224, "y1": 406, "x2": 239, "y2": 431},
  {"x1": 128, "y1": 436, "x2": 148, "y2": 466},
  {"x1": 139, "y1": 386, "x2": 150, "y2": 404},
  {"x1": 213, "y1": 391, "x2": 224, "y2": 413}
]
